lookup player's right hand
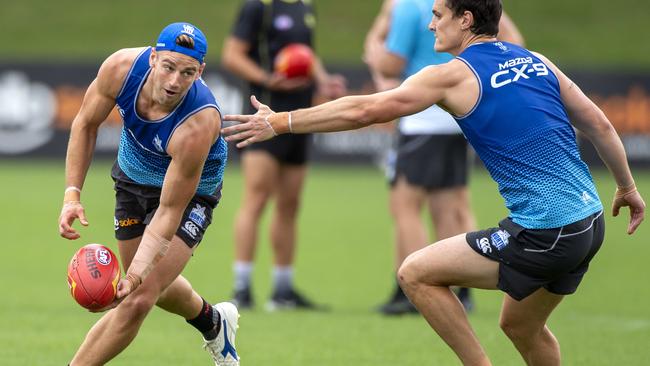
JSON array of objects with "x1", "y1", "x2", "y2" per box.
[
  {"x1": 223, "y1": 95, "x2": 278, "y2": 148},
  {"x1": 58, "y1": 201, "x2": 89, "y2": 240},
  {"x1": 612, "y1": 187, "x2": 645, "y2": 235}
]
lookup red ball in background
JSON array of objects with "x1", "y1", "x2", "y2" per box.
[
  {"x1": 274, "y1": 43, "x2": 315, "y2": 78},
  {"x1": 67, "y1": 244, "x2": 120, "y2": 310}
]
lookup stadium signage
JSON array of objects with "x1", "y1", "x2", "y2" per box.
[{"x1": 1, "y1": 63, "x2": 649, "y2": 166}]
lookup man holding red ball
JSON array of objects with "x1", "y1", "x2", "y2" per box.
[{"x1": 221, "y1": 0, "x2": 346, "y2": 311}]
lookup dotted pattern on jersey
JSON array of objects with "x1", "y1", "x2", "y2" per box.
[
  {"x1": 117, "y1": 128, "x2": 228, "y2": 195},
  {"x1": 466, "y1": 121, "x2": 602, "y2": 229}
]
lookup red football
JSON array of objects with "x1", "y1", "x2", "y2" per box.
[
  {"x1": 274, "y1": 43, "x2": 314, "y2": 78},
  {"x1": 67, "y1": 244, "x2": 120, "y2": 310}
]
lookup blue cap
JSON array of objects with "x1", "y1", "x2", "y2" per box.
[{"x1": 155, "y1": 22, "x2": 207, "y2": 64}]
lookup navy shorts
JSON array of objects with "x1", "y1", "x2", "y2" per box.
[
  {"x1": 388, "y1": 134, "x2": 469, "y2": 190},
  {"x1": 466, "y1": 211, "x2": 605, "y2": 300},
  {"x1": 112, "y1": 163, "x2": 221, "y2": 248}
]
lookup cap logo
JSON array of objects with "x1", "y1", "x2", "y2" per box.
[{"x1": 182, "y1": 24, "x2": 195, "y2": 36}]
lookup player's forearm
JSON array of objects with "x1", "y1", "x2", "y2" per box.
[
  {"x1": 269, "y1": 95, "x2": 382, "y2": 133},
  {"x1": 125, "y1": 206, "x2": 181, "y2": 282},
  {"x1": 64, "y1": 120, "x2": 99, "y2": 201},
  {"x1": 582, "y1": 116, "x2": 635, "y2": 188},
  {"x1": 126, "y1": 157, "x2": 202, "y2": 283}
]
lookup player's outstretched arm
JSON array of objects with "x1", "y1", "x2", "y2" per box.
[
  {"x1": 537, "y1": 52, "x2": 645, "y2": 234},
  {"x1": 223, "y1": 64, "x2": 450, "y2": 148},
  {"x1": 59, "y1": 50, "x2": 135, "y2": 240}
]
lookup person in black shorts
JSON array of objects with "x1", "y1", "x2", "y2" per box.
[
  {"x1": 58, "y1": 23, "x2": 239, "y2": 365},
  {"x1": 221, "y1": 0, "x2": 346, "y2": 310},
  {"x1": 221, "y1": 0, "x2": 645, "y2": 363},
  {"x1": 364, "y1": 0, "x2": 524, "y2": 315}
]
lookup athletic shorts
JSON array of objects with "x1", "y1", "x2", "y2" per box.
[
  {"x1": 112, "y1": 163, "x2": 221, "y2": 248},
  {"x1": 241, "y1": 133, "x2": 311, "y2": 165},
  {"x1": 389, "y1": 134, "x2": 469, "y2": 190},
  {"x1": 466, "y1": 211, "x2": 605, "y2": 301}
]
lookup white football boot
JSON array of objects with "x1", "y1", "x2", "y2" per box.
[{"x1": 203, "y1": 302, "x2": 240, "y2": 365}]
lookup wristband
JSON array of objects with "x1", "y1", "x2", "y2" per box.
[
  {"x1": 615, "y1": 182, "x2": 637, "y2": 198},
  {"x1": 288, "y1": 112, "x2": 293, "y2": 133},
  {"x1": 65, "y1": 186, "x2": 81, "y2": 194}
]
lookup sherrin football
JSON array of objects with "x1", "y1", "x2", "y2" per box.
[
  {"x1": 67, "y1": 244, "x2": 120, "y2": 310},
  {"x1": 274, "y1": 43, "x2": 315, "y2": 78}
]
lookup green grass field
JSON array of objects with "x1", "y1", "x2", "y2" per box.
[{"x1": 1, "y1": 161, "x2": 649, "y2": 365}]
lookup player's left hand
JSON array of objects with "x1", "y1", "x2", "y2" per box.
[
  {"x1": 612, "y1": 186, "x2": 645, "y2": 234},
  {"x1": 223, "y1": 95, "x2": 277, "y2": 148}
]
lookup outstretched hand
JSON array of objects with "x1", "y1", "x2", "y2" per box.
[
  {"x1": 612, "y1": 187, "x2": 645, "y2": 234},
  {"x1": 222, "y1": 95, "x2": 278, "y2": 148}
]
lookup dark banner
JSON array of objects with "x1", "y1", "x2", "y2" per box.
[{"x1": 1, "y1": 62, "x2": 649, "y2": 166}]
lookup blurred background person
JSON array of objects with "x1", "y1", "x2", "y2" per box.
[
  {"x1": 364, "y1": 0, "x2": 525, "y2": 315},
  {"x1": 221, "y1": 0, "x2": 346, "y2": 311}
]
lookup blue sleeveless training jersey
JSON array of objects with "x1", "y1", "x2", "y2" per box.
[
  {"x1": 115, "y1": 47, "x2": 228, "y2": 196},
  {"x1": 455, "y1": 42, "x2": 602, "y2": 229}
]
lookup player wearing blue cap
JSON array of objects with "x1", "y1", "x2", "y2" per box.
[
  {"x1": 222, "y1": 0, "x2": 646, "y2": 364},
  {"x1": 58, "y1": 23, "x2": 239, "y2": 365}
]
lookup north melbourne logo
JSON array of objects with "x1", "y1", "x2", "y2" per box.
[
  {"x1": 153, "y1": 134, "x2": 164, "y2": 152},
  {"x1": 490, "y1": 230, "x2": 511, "y2": 251},
  {"x1": 189, "y1": 204, "x2": 206, "y2": 228},
  {"x1": 182, "y1": 25, "x2": 195, "y2": 36}
]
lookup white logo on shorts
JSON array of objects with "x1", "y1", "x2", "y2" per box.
[
  {"x1": 182, "y1": 221, "x2": 199, "y2": 239},
  {"x1": 490, "y1": 230, "x2": 511, "y2": 251},
  {"x1": 189, "y1": 204, "x2": 206, "y2": 228},
  {"x1": 96, "y1": 248, "x2": 112, "y2": 266},
  {"x1": 476, "y1": 237, "x2": 492, "y2": 254}
]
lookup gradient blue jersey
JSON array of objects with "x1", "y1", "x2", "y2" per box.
[
  {"x1": 455, "y1": 42, "x2": 602, "y2": 228},
  {"x1": 114, "y1": 47, "x2": 227, "y2": 196}
]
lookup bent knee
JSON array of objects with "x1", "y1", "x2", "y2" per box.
[
  {"x1": 120, "y1": 292, "x2": 158, "y2": 319},
  {"x1": 397, "y1": 256, "x2": 423, "y2": 290},
  {"x1": 499, "y1": 318, "x2": 540, "y2": 341}
]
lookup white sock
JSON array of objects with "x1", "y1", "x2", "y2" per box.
[
  {"x1": 273, "y1": 266, "x2": 294, "y2": 293},
  {"x1": 233, "y1": 261, "x2": 253, "y2": 291}
]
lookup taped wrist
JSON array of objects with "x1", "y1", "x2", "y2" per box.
[
  {"x1": 127, "y1": 228, "x2": 171, "y2": 283},
  {"x1": 267, "y1": 112, "x2": 291, "y2": 135},
  {"x1": 615, "y1": 182, "x2": 637, "y2": 199}
]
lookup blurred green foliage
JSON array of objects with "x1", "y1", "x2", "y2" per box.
[{"x1": 1, "y1": 0, "x2": 649, "y2": 69}]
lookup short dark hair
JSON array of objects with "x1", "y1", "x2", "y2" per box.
[
  {"x1": 445, "y1": 0, "x2": 502, "y2": 37},
  {"x1": 175, "y1": 34, "x2": 195, "y2": 49}
]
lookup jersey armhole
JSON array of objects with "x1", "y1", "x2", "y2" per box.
[
  {"x1": 453, "y1": 57, "x2": 482, "y2": 120},
  {"x1": 164, "y1": 105, "x2": 222, "y2": 151},
  {"x1": 116, "y1": 47, "x2": 150, "y2": 100}
]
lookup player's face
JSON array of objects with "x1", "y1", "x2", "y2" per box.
[
  {"x1": 150, "y1": 51, "x2": 204, "y2": 106},
  {"x1": 429, "y1": 0, "x2": 463, "y2": 54}
]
